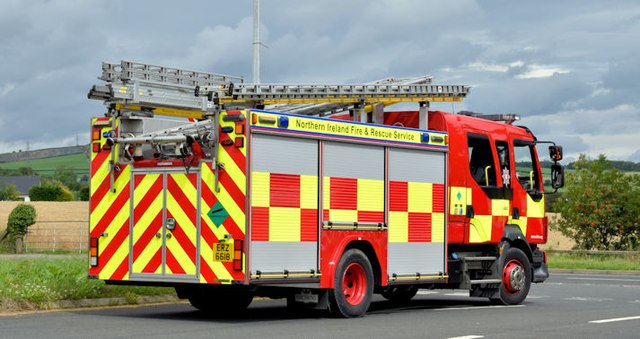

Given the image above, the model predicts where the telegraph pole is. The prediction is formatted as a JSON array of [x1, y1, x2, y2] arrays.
[[253, 0, 261, 84]]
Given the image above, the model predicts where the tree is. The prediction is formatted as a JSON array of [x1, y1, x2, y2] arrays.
[[53, 165, 80, 191], [78, 185, 90, 201], [553, 154, 640, 250], [0, 182, 18, 201], [29, 180, 74, 201], [2, 204, 37, 253]]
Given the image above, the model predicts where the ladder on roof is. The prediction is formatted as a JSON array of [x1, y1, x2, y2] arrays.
[[88, 60, 470, 119]]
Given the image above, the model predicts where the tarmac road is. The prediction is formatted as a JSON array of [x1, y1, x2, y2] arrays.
[[1, 272, 639, 339]]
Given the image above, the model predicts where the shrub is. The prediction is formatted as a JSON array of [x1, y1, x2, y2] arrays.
[[2, 204, 37, 253], [29, 180, 74, 201]]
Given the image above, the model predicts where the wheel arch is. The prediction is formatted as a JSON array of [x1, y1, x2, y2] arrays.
[[344, 240, 382, 289], [320, 236, 384, 289], [502, 224, 533, 263]]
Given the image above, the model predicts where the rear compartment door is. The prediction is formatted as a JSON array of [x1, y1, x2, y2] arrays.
[[130, 171, 199, 281]]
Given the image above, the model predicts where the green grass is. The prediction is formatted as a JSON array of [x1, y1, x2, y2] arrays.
[[0, 153, 89, 175], [0, 258, 173, 309], [547, 253, 640, 271]]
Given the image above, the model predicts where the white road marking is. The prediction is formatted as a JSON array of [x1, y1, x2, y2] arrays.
[[447, 335, 484, 339], [567, 277, 640, 282], [564, 297, 613, 302], [589, 315, 640, 324], [435, 305, 525, 311]]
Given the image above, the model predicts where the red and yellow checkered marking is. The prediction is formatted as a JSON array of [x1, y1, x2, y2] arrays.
[[388, 181, 445, 243], [322, 177, 384, 223], [251, 172, 318, 242]]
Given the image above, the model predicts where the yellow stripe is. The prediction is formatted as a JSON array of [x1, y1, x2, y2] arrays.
[[131, 194, 163, 246], [251, 172, 270, 207], [269, 207, 300, 241], [99, 195, 131, 251], [508, 217, 528, 236], [526, 195, 545, 218], [408, 182, 432, 213], [357, 179, 383, 211], [431, 213, 445, 242], [98, 235, 129, 280], [388, 211, 408, 242], [328, 209, 358, 223], [492, 199, 510, 216], [323, 176, 330, 211], [165, 192, 197, 274], [89, 159, 109, 196], [216, 181, 246, 234], [210, 261, 233, 282], [300, 175, 318, 209], [218, 146, 246, 195], [469, 215, 492, 243], [90, 166, 130, 227], [132, 233, 162, 273]]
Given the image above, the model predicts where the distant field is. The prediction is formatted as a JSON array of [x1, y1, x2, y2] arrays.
[[0, 153, 89, 175]]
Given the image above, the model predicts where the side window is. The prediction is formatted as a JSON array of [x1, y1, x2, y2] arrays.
[[495, 141, 510, 188], [467, 134, 496, 187], [514, 140, 541, 195]]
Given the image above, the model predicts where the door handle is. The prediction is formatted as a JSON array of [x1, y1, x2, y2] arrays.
[[166, 218, 176, 230]]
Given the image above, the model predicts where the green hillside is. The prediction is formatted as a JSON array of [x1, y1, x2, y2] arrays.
[[0, 153, 89, 175]]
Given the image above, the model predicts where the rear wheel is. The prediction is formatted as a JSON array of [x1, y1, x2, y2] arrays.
[[328, 249, 374, 317], [381, 285, 419, 303], [176, 286, 254, 315], [491, 247, 531, 305]]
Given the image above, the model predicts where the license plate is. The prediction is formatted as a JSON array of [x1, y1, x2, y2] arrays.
[[213, 242, 233, 262]]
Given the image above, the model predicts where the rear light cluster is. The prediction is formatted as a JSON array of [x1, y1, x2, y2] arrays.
[[90, 237, 99, 267], [233, 239, 243, 271]]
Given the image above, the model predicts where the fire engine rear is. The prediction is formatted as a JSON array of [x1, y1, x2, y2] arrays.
[[87, 61, 564, 317]]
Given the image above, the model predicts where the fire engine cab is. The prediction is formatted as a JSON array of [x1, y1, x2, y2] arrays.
[[88, 61, 564, 317]]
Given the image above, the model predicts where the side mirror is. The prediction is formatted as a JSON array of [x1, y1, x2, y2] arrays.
[[549, 145, 563, 162], [551, 164, 564, 189]]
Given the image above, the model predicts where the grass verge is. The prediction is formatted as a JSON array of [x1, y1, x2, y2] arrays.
[[0, 258, 173, 311], [547, 252, 640, 271]]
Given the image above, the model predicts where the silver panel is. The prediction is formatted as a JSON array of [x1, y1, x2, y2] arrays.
[[252, 134, 318, 175], [388, 243, 445, 275], [250, 242, 317, 272], [388, 148, 445, 183], [323, 141, 383, 180]]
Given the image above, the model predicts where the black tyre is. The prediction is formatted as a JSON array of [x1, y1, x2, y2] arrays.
[[177, 286, 253, 315], [492, 247, 531, 305], [328, 249, 374, 318], [381, 285, 419, 303]]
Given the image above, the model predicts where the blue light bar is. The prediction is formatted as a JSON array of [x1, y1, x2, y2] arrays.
[[278, 116, 289, 128]]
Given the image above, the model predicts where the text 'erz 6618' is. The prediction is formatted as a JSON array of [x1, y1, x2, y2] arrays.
[[87, 60, 564, 317]]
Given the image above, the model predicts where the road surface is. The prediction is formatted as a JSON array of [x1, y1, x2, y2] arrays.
[[1, 272, 639, 338]]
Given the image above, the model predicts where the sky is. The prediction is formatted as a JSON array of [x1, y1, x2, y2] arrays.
[[0, 0, 639, 162]]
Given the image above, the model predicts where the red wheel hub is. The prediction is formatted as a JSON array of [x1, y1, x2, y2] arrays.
[[502, 259, 525, 294], [342, 262, 367, 305]]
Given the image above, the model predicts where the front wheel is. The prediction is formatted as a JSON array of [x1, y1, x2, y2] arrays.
[[328, 249, 374, 317], [491, 247, 531, 305]]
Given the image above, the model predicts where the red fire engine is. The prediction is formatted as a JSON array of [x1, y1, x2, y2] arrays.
[[88, 61, 564, 317]]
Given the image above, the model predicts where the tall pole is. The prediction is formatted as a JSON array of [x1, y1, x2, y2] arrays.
[[253, 0, 261, 84]]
